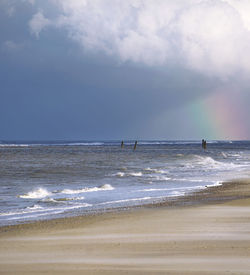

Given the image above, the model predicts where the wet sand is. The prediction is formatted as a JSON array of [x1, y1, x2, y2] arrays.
[[1, 180, 250, 274]]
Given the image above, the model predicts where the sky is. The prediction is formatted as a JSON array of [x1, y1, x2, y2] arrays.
[[1, 0, 250, 141]]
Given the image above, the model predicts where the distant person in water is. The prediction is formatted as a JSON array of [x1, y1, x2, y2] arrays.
[[121, 141, 124, 148], [133, 141, 137, 151]]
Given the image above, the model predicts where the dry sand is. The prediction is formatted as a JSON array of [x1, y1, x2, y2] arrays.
[[1, 180, 250, 274]]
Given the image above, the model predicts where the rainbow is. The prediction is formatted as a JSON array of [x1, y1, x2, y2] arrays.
[[188, 90, 248, 140]]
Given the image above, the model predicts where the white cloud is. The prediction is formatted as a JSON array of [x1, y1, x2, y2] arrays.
[[29, 11, 51, 38], [31, 0, 250, 78], [2, 40, 24, 52]]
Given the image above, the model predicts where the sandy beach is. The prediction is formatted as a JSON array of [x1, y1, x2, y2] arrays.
[[1, 180, 250, 274]]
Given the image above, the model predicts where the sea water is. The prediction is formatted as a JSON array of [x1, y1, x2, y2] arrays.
[[1, 140, 250, 226]]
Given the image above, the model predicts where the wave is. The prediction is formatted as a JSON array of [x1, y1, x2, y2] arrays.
[[114, 172, 125, 177], [42, 196, 85, 203], [0, 142, 104, 147], [114, 171, 143, 177], [185, 155, 238, 170], [205, 181, 222, 187], [170, 191, 185, 196], [144, 168, 168, 174], [98, 194, 182, 206], [19, 188, 51, 199], [140, 181, 221, 193], [0, 202, 92, 218], [0, 204, 48, 217], [114, 169, 169, 178], [98, 196, 153, 205], [128, 172, 143, 177], [149, 175, 171, 181], [66, 142, 104, 146], [172, 178, 204, 182], [61, 184, 114, 194], [19, 184, 114, 200], [0, 144, 30, 147], [141, 186, 204, 192]]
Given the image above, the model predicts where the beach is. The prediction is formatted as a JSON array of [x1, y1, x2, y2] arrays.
[[1, 180, 250, 274]]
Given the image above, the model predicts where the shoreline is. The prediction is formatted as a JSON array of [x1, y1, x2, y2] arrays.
[[1, 178, 250, 235], [1, 179, 250, 274]]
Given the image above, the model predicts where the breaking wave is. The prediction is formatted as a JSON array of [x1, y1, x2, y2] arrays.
[[185, 155, 239, 170], [128, 172, 143, 177], [19, 188, 51, 199]]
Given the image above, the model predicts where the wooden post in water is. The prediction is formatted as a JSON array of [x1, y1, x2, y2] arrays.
[[121, 140, 124, 148], [202, 139, 207, 150], [133, 141, 137, 151]]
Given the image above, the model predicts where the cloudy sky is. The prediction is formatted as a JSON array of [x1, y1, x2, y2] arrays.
[[1, 0, 250, 140]]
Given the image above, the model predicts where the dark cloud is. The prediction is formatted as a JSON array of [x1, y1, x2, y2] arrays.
[[1, 0, 250, 140]]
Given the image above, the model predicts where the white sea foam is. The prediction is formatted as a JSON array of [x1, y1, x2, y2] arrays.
[[98, 197, 152, 205], [141, 186, 203, 192], [42, 198, 63, 203], [27, 204, 43, 210], [141, 181, 221, 193], [0, 205, 46, 216], [98, 195, 175, 205], [0, 144, 30, 147], [113, 171, 143, 177], [0, 203, 92, 218], [67, 142, 104, 146], [19, 188, 51, 199], [61, 184, 114, 194], [144, 168, 168, 174], [170, 191, 185, 196], [149, 175, 171, 181], [129, 172, 143, 177], [145, 167, 154, 171], [172, 178, 204, 182], [70, 196, 85, 201], [114, 172, 125, 177], [43, 196, 85, 202], [187, 155, 238, 170], [0, 142, 104, 147], [205, 181, 222, 188]]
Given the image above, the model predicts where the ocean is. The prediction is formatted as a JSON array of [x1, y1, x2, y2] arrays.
[[1, 140, 250, 226]]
